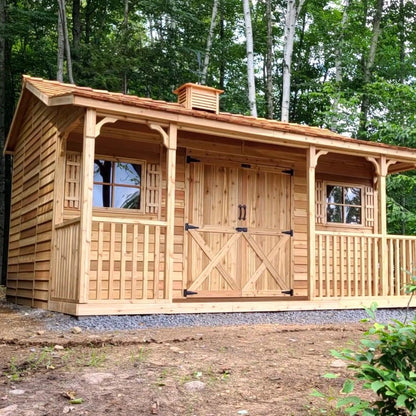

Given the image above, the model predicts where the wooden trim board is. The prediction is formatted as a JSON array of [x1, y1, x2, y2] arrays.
[[48, 296, 412, 316]]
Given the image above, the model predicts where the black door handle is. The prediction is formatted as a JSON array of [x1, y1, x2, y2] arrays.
[[238, 204, 242, 221], [242, 204, 247, 221]]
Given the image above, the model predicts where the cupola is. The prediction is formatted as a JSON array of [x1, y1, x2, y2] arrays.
[[173, 83, 223, 114]]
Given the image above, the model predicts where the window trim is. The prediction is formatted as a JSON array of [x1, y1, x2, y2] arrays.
[[93, 155, 146, 212], [324, 181, 364, 227]]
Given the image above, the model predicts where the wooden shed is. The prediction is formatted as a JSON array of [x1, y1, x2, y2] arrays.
[[4, 75, 416, 316]]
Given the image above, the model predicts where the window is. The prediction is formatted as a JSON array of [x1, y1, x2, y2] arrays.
[[93, 159, 144, 210], [326, 184, 362, 224]]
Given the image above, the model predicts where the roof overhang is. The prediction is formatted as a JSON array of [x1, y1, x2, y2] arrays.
[[5, 76, 416, 176]]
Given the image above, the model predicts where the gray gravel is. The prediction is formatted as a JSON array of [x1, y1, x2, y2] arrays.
[[5, 300, 415, 332]]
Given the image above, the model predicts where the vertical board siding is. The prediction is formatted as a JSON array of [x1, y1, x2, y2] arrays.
[[292, 163, 308, 296], [6, 99, 59, 307], [89, 219, 167, 301], [51, 220, 80, 301], [316, 232, 416, 298]]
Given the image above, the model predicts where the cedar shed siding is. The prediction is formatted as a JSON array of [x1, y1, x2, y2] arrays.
[[7, 96, 58, 308]]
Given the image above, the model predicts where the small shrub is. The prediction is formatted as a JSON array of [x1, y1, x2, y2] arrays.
[[327, 303, 416, 415]]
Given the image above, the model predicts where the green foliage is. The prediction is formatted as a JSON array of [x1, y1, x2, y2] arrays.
[[325, 303, 416, 415], [4, 346, 56, 382], [5, 0, 416, 129], [387, 174, 416, 235]]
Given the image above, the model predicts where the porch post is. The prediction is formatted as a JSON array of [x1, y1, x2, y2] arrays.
[[78, 108, 96, 303], [165, 124, 177, 301], [307, 146, 316, 300], [379, 156, 388, 296]]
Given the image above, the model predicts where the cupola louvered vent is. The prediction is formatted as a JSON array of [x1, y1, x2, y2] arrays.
[[173, 83, 223, 114]]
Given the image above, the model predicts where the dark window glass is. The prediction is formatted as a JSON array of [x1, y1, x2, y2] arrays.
[[326, 185, 362, 225], [345, 206, 361, 224], [327, 204, 342, 223], [327, 185, 343, 204], [93, 160, 142, 209]]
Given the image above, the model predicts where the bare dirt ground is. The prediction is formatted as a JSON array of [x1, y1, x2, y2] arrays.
[[0, 300, 369, 416]]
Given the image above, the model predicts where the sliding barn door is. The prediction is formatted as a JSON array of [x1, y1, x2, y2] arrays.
[[185, 160, 293, 298]]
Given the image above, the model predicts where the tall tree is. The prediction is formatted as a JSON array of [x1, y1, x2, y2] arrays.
[[201, 0, 219, 85], [71, 0, 81, 76], [243, 0, 257, 117], [330, 0, 350, 130], [265, 0, 273, 119], [122, 0, 129, 93], [357, 0, 384, 139], [57, 0, 74, 83], [56, 0, 64, 81], [281, 0, 305, 122], [0, 0, 6, 283]]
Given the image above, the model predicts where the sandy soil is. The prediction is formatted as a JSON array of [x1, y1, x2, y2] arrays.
[[0, 301, 368, 416]]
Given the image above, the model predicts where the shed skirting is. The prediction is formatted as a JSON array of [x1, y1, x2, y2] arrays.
[[48, 296, 411, 316]]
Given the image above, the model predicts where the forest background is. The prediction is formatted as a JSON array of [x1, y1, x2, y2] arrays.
[[0, 0, 416, 284]]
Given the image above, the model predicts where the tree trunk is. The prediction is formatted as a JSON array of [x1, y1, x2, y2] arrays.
[[72, 0, 81, 61], [122, 0, 129, 94], [85, 0, 92, 44], [330, 0, 350, 130], [398, 0, 405, 83], [242, 0, 257, 117], [57, 3, 64, 82], [358, 0, 384, 139], [265, 0, 273, 119], [334, 0, 350, 83], [219, 8, 225, 90], [58, 0, 74, 83], [0, 0, 6, 283], [281, 0, 304, 122], [201, 0, 219, 85]]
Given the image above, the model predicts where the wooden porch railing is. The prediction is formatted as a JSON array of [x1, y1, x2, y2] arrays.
[[89, 217, 167, 301], [51, 217, 168, 303], [315, 231, 416, 298]]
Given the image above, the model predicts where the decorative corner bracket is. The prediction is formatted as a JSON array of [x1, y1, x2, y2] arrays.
[[309, 147, 329, 169], [94, 117, 117, 138], [148, 123, 177, 150], [148, 123, 169, 148], [366, 156, 397, 186]]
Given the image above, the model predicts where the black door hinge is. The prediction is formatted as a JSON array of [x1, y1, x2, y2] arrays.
[[183, 289, 198, 297], [185, 223, 199, 231], [282, 289, 294, 296], [282, 229, 293, 237], [282, 168, 294, 176], [186, 156, 200, 163], [241, 163, 251, 169], [236, 227, 248, 232]]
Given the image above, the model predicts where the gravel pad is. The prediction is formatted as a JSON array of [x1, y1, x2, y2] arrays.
[[4, 301, 415, 332]]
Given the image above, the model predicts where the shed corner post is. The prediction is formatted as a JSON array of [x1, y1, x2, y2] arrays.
[[307, 146, 317, 300], [367, 155, 389, 296], [379, 156, 389, 296], [78, 108, 96, 304], [164, 124, 177, 302]]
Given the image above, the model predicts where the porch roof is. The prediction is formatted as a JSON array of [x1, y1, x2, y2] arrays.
[[5, 75, 416, 173]]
